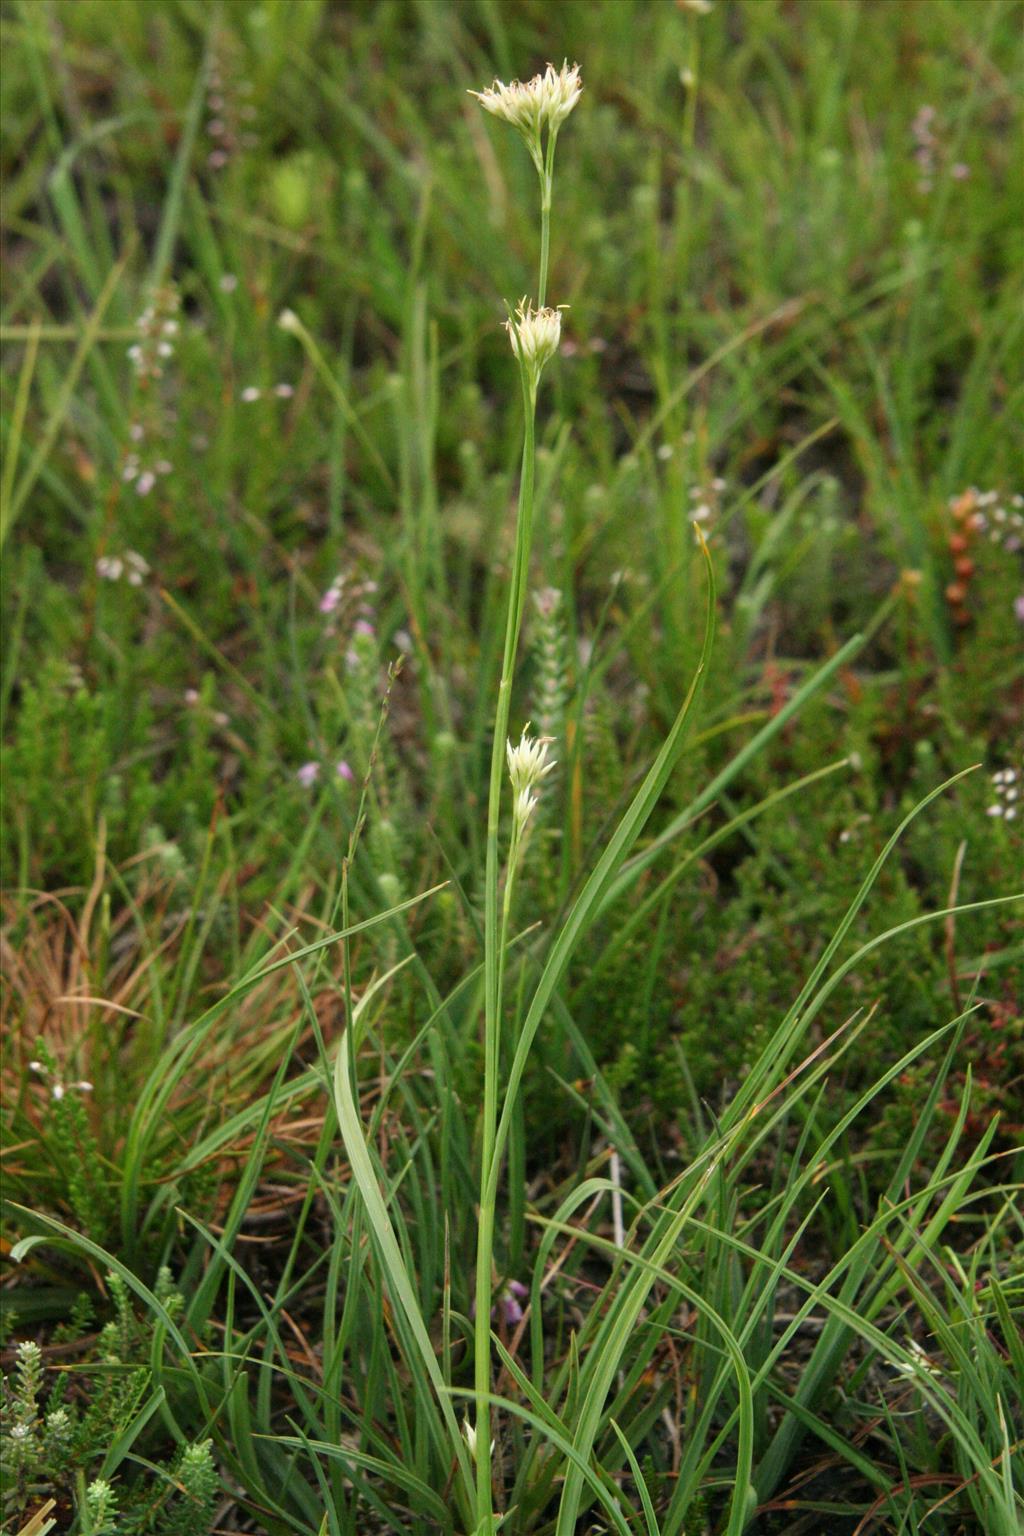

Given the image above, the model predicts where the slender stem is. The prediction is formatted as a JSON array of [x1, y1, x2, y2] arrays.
[[537, 132, 557, 307], [538, 179, 551, 308], [474, 377, 537, 1529]]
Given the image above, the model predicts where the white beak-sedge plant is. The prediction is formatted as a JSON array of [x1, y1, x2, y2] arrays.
[[471, 64, 578, 1529], [470, 64, 718, 1532]]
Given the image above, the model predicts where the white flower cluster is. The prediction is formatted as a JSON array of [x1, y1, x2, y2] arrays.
[[954, 488, 1024, 554], [96, 550, 150, 586], [29, 1059, 92, 1101], [507, 726, 555, 830], [987, 767, 1019, 822], [127, 289, 180, 382], [894, 1339, 942, 1379], [686, 475, 728, 525], [471, 61, 581, 142], [507, 300, 563, 380], [122, 446, 172, 497]]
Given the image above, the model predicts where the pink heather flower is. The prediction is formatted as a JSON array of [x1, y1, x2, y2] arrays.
[[1014, 594, 1024, 624], [502, 1280, 528, 1325], [470, 1278, 528, 1325], [319, 582, 343, 614], [296, 761, 320, 788], [336, 759, 355, 782], [135, 470, 156, 496], [353, 618, 375, 639]]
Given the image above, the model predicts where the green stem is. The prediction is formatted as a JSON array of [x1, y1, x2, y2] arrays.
[[538, 182, 551, 308], [537, 134, 556, 307], [474, 376, 538, 1529]]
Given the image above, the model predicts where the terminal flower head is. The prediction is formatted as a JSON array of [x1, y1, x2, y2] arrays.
[[470, 61, 582, 143], [506, 299, 563, 381]]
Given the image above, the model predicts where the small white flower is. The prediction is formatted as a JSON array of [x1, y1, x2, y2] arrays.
[[241, 386, 262, 403], [462, 1418, 495, 1461], [506, 300, 563, 380]]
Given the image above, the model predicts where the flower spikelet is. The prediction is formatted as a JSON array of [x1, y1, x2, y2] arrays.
[[536, 60, 583, 131], [507, 727, 555, 830], [470, 61, 581, 141], [506, 300, 562, 378]]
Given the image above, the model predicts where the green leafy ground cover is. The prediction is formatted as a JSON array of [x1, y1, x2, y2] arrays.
[[1, 1, 1022, 1531]]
